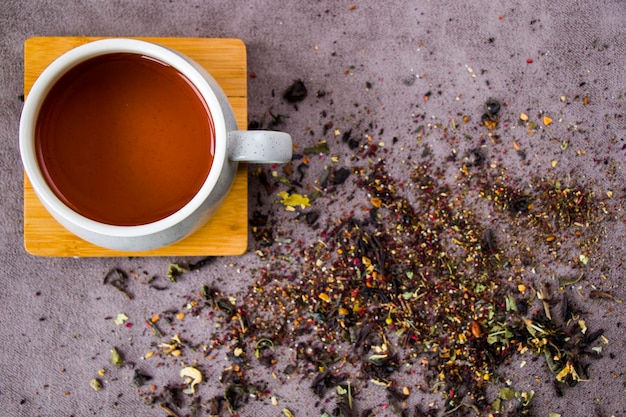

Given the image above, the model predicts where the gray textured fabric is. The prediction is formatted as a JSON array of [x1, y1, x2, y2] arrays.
[[1, 1, 625, 416]]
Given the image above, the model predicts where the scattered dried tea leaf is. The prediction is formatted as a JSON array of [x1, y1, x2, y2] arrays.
[[278, 191, 310, 208], [110, 347, 123, 367], [283, 79, 308, 103], [145, 319, 164, 338], [484, 98, 501, 115], [188, 257, 215, 270], [89, 378, 102, 391], [180, 366, 202, 395], [103, 268, 133, 300], [555, 362, 580, 382], [483, 119, 499, 130], [589, 290, 614, 300], [133, 369, 153, 387], [332, 167, 351, 185], [167, 263, 187, 282], [303, 141, 330, 155], [113, 313, 129, 326], [579, 254, 590, 265], [559, 273, 584, 287]]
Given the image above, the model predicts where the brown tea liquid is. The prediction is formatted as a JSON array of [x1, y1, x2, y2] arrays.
[[36, 53, 214, 225]]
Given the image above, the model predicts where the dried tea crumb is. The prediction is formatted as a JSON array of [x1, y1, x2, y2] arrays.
[[89, 378, 102, 391], [283, 79, 308, 103]]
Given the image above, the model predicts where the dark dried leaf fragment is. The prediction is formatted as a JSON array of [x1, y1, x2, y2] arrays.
[[305, 210, 320, 225], [103, 268, 133, 300], [133, 369, 153, 387], [508, 196, 531, 213], [188, 257, 215, 271], [466, 148, 486, 167], [332, 168, 351, 185], [209, 396, 224, 415], [283, 79, 308, 103], [484, 98, 501, 116], [311, 371, 345, 398], [590, 290, 614, 300]]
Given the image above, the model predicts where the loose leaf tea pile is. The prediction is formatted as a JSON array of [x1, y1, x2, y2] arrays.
[[109, 92, 614, 416]]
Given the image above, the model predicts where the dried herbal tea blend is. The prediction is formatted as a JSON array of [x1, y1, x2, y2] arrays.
[[104, 88, 615, 417]]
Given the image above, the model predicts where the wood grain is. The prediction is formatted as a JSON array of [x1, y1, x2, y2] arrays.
[[23, 37, 249, 257]]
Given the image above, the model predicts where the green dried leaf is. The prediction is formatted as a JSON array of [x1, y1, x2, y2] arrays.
[[498, 387, 515, 401], [401, 291, 414, 300], [491, 397, 502, 412], [559, 273, 584, 287], [110, 347, 123, 367], [303, 141, 330, 155], [167, 263, 187, 282], [89, 378, 102, 391], [505, 294, 518, 312]]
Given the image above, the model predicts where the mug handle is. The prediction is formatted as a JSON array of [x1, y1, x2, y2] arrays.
[[228, 131, 292, 163]]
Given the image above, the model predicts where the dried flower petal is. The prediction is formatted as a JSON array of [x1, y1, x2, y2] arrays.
[[113, 313, 129, 326], [278, 191, 310, 208], [180, 366, 202, 394]]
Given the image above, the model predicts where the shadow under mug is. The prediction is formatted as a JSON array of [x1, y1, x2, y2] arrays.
[[19, 38, 292, 252]]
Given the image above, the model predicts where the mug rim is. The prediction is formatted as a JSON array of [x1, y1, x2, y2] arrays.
[[19, 38, 227, 238]]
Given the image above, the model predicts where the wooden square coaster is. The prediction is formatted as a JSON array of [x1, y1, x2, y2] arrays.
[[23, 37, 248, 257]]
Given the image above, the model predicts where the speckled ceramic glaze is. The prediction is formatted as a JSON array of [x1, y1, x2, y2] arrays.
[[19, 38, 292, 251]]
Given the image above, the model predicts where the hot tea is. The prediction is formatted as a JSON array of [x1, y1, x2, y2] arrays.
[[35, 52, 214, 226]]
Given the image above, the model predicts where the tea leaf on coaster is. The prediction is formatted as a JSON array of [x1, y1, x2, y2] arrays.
[[103, 268, 133, 300], [167, 263, 187, 282], [278, 191, 310, 209]]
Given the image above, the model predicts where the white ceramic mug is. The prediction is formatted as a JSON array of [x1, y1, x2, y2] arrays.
[[19, 38, 292, 251]]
